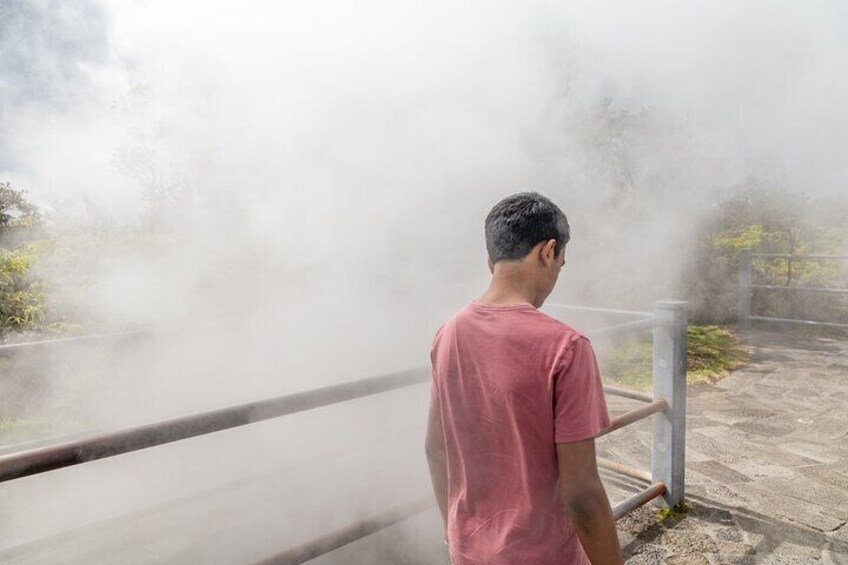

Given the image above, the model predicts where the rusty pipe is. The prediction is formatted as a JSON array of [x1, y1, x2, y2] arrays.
[[597, 457, 652, 482], [612, 482, 667, 520], [596, 398, 668, 438], [0, 367, 429, 483], [253, 497, 434, 565], [602, 384, 653, 403]]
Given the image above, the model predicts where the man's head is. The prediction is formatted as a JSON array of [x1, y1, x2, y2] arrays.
[[484, 192, 570, 306]]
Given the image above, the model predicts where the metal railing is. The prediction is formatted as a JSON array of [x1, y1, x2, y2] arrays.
[[738, 249, 848, 330], [0, 300, 688, 564], [258, 299, 688, 565], [554, 300, 688, 509]]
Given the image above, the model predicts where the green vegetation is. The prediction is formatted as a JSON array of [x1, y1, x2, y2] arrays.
[[0, 181, 112, 337], [0, 182, 39, 226], [0, 182, 55, 335], [657, 501, 691, 520], [686, 325, 749, 384], [599, 340, 653, 391], [600, 324, 749, 391], [0, 242, 47, 329], [684, 185, 848, 326]]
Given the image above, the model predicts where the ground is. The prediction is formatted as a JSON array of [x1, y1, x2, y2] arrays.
[[602, 329, 848, 564]]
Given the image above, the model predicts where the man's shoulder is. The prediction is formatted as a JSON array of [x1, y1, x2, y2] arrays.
[[528, 308, 589, 344], [447, 302, 588, 343]]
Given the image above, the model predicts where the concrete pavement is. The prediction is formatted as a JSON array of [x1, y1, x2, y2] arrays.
[[601, 329, 848, 564]]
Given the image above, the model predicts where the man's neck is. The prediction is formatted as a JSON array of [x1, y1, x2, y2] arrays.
[[477, 270, 540, 308]]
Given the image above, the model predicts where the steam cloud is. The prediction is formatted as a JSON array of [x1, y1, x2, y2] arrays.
[[1, 0, 846, 562]]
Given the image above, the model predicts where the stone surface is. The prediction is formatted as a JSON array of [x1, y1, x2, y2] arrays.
[[608, 329, 848, 564], [690, 460, 753, 485]]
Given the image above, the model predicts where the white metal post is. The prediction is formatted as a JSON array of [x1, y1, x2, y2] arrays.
[[739, 249, 752, 331], [651, 300, 688, 507]]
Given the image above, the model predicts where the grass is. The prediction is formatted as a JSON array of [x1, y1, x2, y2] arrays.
[[686, 325, 749, 384], [656, 501, 692, 521], [600, 324, 748, 392]]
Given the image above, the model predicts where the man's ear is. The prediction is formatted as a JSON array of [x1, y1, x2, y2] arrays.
[[487, 257, 494, 274], [541, 239, 557, 266]]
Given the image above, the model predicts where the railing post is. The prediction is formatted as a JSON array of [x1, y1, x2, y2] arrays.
[[738, 249, 752, 331], [651, 300, 688, 507]]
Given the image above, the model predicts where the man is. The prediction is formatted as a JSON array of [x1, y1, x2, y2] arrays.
[[425, 192, 622, 564]]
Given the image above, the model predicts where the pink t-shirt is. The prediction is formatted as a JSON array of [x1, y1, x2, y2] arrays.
[[429, 302, 610, 564]]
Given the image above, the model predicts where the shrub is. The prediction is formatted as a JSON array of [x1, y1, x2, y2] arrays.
[[600, 324, 748, 391], [682, 184, 848, 326], [0, 243, 46, 329]]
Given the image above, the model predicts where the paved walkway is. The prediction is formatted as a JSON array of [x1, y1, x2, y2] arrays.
[[601, 330, 848, 564]]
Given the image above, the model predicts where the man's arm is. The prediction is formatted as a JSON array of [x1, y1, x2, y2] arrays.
[[557, 438, 622, 565], [425, 398, 448, 532]]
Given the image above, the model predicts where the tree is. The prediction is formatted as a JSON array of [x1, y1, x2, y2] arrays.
[[0, 181, 40, 227], [0, 182, 46, 332]]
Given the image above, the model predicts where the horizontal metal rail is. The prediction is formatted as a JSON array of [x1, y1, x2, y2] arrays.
[[588, 316, 668, 339], [0, 330, 152, 355], [0, 367, 429, 483], [545, 304, 655, 319], [751, 284, 848, 295], [602, 384, 653, 403], [254, 498, 433, 565], [0, 305, 664, 356], [255, 480, 667, 564], [597, 457, 652, 482], [612, 482, 667, 520], [749, 315, 848, 330], [0, 303, 657, 356], [752, 253, 848, 260], [597, 398, 668, 438], [0, 429, 101, 458], [0, 454, 658, 560], [0, 298, 688, 563], [739, 249, 848, 331], [0, 376, 660, 483]]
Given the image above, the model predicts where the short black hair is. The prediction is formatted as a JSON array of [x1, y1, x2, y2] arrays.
[[485, 192, 570, 263]]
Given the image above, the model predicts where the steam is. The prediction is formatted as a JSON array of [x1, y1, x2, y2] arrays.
[[1, 0, 847, 561], [6, 1, 848, 316]]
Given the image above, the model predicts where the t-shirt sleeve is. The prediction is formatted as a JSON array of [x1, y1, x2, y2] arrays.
[[429, 327, 443, 408], [429, 366, 440, 407], [553, 336, 611, 443]]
